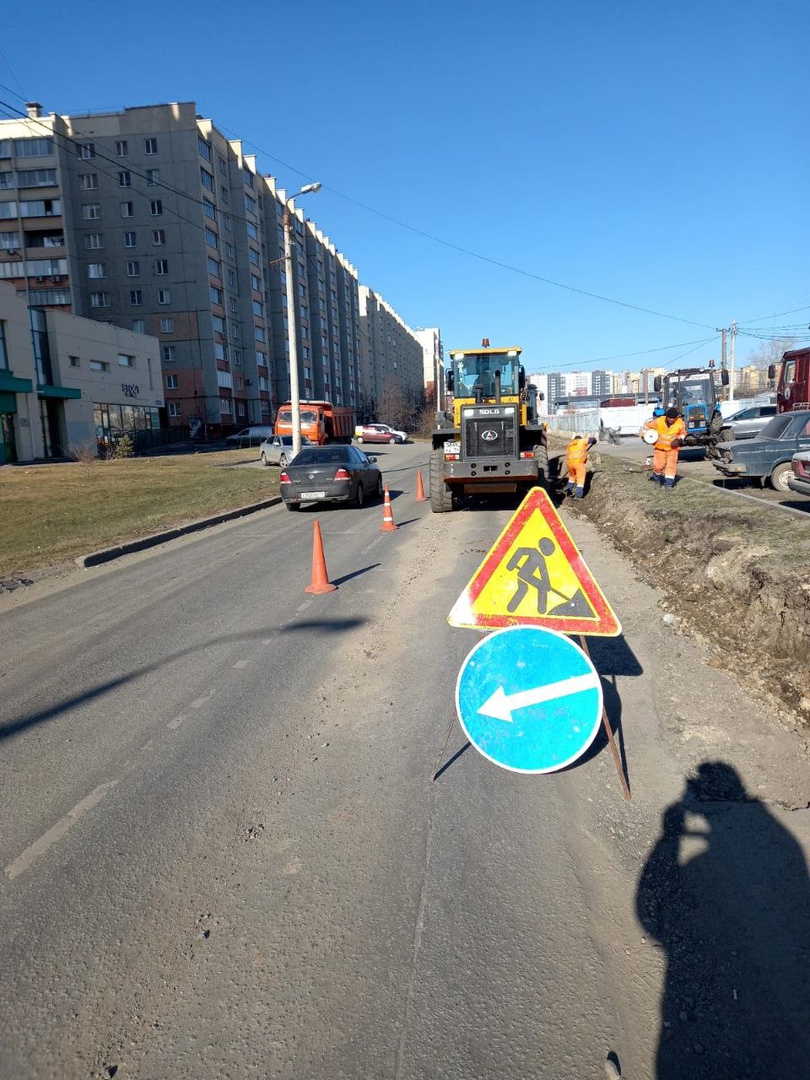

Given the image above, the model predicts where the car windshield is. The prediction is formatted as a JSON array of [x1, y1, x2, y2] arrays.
[[292, 448, 348, 465]]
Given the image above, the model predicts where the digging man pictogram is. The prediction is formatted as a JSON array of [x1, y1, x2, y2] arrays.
[[506, 537, 593, 617]]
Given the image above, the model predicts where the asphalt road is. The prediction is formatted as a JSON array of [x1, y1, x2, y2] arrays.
[[1, 441, 808, 1079]]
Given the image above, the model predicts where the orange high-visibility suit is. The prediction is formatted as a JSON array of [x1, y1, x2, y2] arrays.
[[642, 415, 688, 486], [566, 436, 593, 498]]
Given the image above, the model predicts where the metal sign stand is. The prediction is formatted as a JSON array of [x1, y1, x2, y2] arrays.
[[577, 635, 631, 801]]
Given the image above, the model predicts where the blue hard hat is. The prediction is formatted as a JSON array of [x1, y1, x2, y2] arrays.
[[653, 407, 665, 417]]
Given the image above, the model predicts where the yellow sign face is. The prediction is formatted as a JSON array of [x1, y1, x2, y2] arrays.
[[448, 488, 621, 636]]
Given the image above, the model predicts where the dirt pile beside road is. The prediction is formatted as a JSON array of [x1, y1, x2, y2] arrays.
[[554, 448, 810, 731]]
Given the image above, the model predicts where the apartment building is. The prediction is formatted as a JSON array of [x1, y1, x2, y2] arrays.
[[0, 101, 373, 441], [357, 286, 424, 420], [413, 327, 444, 411]]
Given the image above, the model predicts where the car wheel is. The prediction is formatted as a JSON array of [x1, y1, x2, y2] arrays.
[[356, 435, 364, 444], [769, 462, 793, 492], [388, 436, 397, 444], [354, 480, 365, 508], [260, 453, 268, 466], [285, 501, 300, 512], [279, 453, 288, 467]]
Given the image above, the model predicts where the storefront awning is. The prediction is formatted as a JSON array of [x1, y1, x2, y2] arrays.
[[37, 385, 82, 400], [0, 372, 34, 394]]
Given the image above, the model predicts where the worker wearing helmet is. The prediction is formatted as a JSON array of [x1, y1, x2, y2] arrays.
[[640, 407, 688, 489], [566, 434, 597, 499]]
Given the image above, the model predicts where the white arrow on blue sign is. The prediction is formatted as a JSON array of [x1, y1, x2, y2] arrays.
[[455, 626, 603, 774]]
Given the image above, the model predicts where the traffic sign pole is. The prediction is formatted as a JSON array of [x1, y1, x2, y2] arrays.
[[578, 635, 631, 801]]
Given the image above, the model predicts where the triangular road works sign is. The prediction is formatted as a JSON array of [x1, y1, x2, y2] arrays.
[[448, 487, 621, 637]]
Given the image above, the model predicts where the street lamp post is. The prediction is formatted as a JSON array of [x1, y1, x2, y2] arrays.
[[283, 182, 322, 457]]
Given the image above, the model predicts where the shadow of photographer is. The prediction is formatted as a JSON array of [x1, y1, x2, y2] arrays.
[[636, 761, 810, 1078]]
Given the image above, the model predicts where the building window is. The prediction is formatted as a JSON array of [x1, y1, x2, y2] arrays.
[[214, 342, 227, 361], [154, 258, 168, 275], [229, 297, 237, 313], [90, 360, 110, 371], [90, 291, 109, 307], [204, 227, 218, 249], [166, 373, 179, 388], [124, 231, 137, 247], [202, 198, 216, 220], [252, 300, 263, 317], [120, 201, 134, 218], [87, 263, 106, 278], [118, 171, 132, 187], [115, 140, 128, 156], [254, 326, 266, 343], [200, 167, 214, 191], [212, 315, 225, 333], [160, 317, 174, 333], [217, 369, 232, 388], [225, 243, 235, 259], [250, 273, 261, 291], [207, 257, 221, 277], [69, 355, 80, 367], [219, 396, 233, 414], [79, 174, 98, 190], [150, 200, 163, 216], [131, 318, 146, 333], [248, 248, 259, 266], [152, 228, 165, 245], [223, 215, 232, 233], [77, 143, 95, 159], [246, 221, 258, 241], [198, 136, 212, 162], [84, 233, 104, 249], [168, 402, 181, 417], [147, 169, 159, 186], [227, 269, 236, 287], [157, 288, 171, 305], [144, 137, 158, 155], [118, 353, 134, 367], [244, 194, 256, 214], [126, 260, 139, 276], [163, 346, 176, 363], [210, 285, 223, 305], [82, 204, 101, 220], [0, 320, 8, 369], [237, 402, 246, 418], [259, 376, 269, 392], [130, 289, 143, 305], [16, 137, 54, 157]]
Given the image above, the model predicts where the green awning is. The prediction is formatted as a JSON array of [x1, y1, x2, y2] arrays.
[[37, 384, 82, 400], [0, 371, 34, 394]]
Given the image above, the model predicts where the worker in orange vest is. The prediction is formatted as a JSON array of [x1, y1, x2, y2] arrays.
[[641, 407, 688, 489], [566, 434, 597, 499]]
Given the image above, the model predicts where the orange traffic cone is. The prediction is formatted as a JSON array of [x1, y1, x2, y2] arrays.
[[380, 486, 398, 531], [305, 521, 337, 593], [415, 469, 427, 501]]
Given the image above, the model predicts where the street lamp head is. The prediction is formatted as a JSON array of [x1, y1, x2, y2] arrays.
[[300, 182, 322, 195]]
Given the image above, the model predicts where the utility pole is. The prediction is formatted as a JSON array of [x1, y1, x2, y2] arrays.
[[716, 325, 730, 401], [729, 319, 737, 400]]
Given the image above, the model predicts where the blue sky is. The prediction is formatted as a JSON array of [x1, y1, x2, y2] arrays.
[[1, 0, 807, 373]]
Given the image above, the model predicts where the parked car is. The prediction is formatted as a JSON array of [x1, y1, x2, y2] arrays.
[[354, 423, 408, 445], [258, 434, 312, 467], [787, 450, 810, 498], [279, 445, 383, 510], [709, 410, 810, 491], [225, 425, 273, 447], [721, 404, 778, 440]]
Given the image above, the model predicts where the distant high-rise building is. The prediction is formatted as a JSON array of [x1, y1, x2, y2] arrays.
[[0, 100, 420, 444]]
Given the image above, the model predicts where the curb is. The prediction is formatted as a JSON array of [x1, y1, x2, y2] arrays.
[[75, 497, 283, 568]]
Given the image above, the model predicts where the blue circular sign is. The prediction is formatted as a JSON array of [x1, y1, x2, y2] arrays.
[[455, 626, 603, 774]]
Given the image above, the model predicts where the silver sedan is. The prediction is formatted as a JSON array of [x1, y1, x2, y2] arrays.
[[258, 434, 313, 467]]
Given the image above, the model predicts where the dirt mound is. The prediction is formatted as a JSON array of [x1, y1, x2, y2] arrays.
[[555, 450, 810, 730]]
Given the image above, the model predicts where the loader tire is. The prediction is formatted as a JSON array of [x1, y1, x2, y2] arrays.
[[429, 449, 454, 513]]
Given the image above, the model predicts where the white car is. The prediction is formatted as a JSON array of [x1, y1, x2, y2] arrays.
[[354, 422, 408, 444], [258, 434, 313, 467]]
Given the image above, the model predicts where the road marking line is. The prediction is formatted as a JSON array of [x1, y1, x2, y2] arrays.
[[168, 714, 186, 729], [190, 691, 216, 709], [4, 781, 118, 881], [233, 659, 249, 669]]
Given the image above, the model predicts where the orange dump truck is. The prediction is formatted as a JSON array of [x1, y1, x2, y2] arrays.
[[274, 401, 355, 445]]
